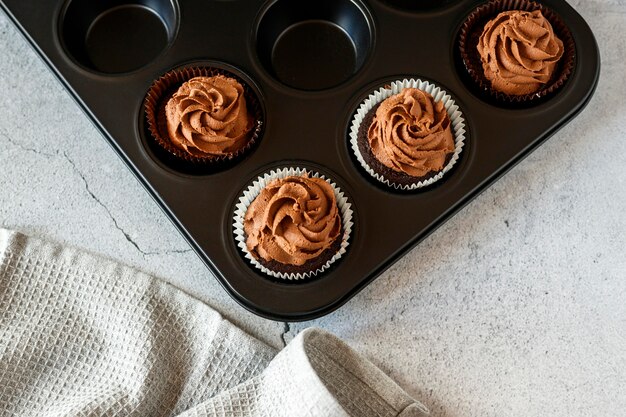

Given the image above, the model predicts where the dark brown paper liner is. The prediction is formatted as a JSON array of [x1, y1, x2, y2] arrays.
[[458, 0, 576, 105], [144, 66, 264, 166]]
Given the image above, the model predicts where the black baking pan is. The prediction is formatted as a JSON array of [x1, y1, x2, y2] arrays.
[[0, 0, 600, 320]]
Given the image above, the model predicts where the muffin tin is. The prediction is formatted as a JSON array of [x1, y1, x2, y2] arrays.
[[0, 0, 599, 320]]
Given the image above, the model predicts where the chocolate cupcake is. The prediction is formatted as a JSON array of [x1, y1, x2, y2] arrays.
[[144, 66, 263, 167], [458, 0, 575, 103], [349, 79, 466, 191], [233, 167, 353, 280]]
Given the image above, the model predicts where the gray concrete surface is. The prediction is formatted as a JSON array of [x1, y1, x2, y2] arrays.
[[1, 1, 624, 416]]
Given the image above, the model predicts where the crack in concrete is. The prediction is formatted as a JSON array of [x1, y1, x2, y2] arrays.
[[60, 151, 192, 257], [0, 130, 56, 158], [2, 130, 193, 257], [61, 151, 153, 256], [280, 322, 291, 347], [153, 249, 194, 255]]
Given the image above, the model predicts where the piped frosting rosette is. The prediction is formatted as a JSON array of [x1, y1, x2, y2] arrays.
[[144, 65, 263, 167], [233, 167, 353, 280], [458, 0, 575, 104], [349, 79, 466, 191]]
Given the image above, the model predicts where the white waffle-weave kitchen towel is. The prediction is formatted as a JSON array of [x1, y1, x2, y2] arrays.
[[0, 229, 428, 417]]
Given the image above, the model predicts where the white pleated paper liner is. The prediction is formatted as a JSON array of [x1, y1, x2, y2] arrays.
[[349, 78, 467, 190], [233, 167, 354, 280]]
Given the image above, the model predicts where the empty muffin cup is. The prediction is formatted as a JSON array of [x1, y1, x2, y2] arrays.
[[458, 0, 575, 105], [255, 0, 373, 91], [60, 0, 178, 74], [144, 65, 264, 170], [233, 167, 354, 280]]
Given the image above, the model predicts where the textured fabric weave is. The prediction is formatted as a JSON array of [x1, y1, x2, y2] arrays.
[[0, 229, 428, 417]]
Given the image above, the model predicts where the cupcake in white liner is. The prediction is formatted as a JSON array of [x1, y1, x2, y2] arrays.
[[233, 167, 353, 280], [349, 78, 466, 191]]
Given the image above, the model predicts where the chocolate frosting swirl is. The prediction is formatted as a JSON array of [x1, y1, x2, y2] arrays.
[[477, 10, 564, 96], [244, 174, 341, 267], [367, 88, 455, 178], [165, 75, 253, 156]]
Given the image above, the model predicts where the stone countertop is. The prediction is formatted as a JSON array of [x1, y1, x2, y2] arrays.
[[1, 1, 624, 415]]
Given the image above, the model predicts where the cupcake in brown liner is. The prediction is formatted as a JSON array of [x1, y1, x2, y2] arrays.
[[458, 0, 575, 104], [233, 167, 353, 280], [144, 66, 263, 167], [349, 79, 466, 191]]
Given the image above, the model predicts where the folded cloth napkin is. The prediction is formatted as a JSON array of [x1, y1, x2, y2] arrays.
[[0, 229, 428, 417]]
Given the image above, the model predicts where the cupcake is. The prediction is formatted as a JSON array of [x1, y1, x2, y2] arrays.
[[233, 168, 353, 280], [459, 0, 575, 103], [349, 79, 466, 191], [478, 10, 564, 95], [144, 66, 263, 166]]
